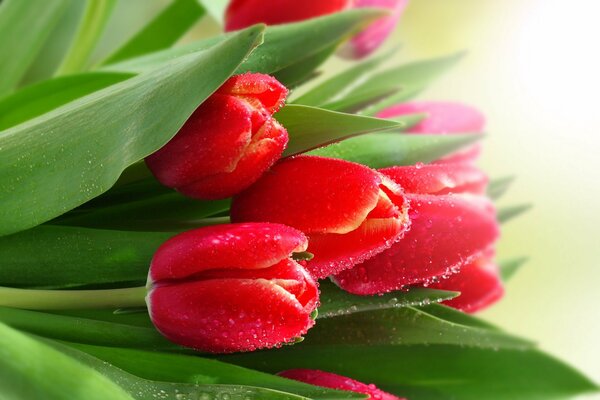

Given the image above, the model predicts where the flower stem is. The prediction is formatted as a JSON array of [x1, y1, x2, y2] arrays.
[[0, 286, 147, 310]]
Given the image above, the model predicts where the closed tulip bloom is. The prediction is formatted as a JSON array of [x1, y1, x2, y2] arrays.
[[147, 223, 318, 353], [278, 369, 405, 400], [145, 73, 289, 199], [377, 102, 485, 163], [333, 163, 499, 296], [224, 0, 408, 59], [231, 156, 410, 279], [428, 254, 504, 313]]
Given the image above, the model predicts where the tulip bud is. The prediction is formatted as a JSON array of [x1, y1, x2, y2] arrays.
[[231, 156, 410, 279], [224, 0, 407, 59], [147, 223, 318, 353], [333, 163, 499, 295], [145, 73, 289, 199], [377, 101, 485, 163], [428, 254, 504, 313], [278, 369, 405, 400]]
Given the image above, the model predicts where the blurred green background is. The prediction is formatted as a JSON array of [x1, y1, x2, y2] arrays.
[[50, 0, 600, 390]]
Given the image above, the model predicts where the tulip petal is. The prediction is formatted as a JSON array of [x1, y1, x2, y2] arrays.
[[224, 0, 351, 32], [145, 95, 252, 188], [148, 276, 315, 353], [179, 118, 288, 199], [149, 223, 308, 283], [429, 256, 504, 313], [333, 193, 499, 294], [340, 0, 409, 59], [380, 163, 488, 195], [217, 72, 289, 113], [278, 369, 404, 400], [231, 156, 384, 234], [377, 101, 486, 134]]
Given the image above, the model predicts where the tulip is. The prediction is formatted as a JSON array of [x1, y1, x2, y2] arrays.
[[377, 101, 485, 163], [333, 162, 500, 298], [231, 155, 410, 279], [278, 369, 405, 400], [147, 223, 319, 353], [224, 0, 408, 59], [428, 254, 504, 313], [145, 73, 289, 199]]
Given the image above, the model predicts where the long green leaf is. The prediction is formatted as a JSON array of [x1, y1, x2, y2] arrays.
[[0, 225, 171, 288], [0, 0, 70, 95], [276, 105, 408, 156], [104, 9, 385, 76], [102, 0, 206, 65], [222, 344, 599, 400], [293, 50, 394, 106], [68, 342, 362, 400], [498, 204, 533, 224], [0, 72, 133, 131], [309, 133, 480, 168], [319, 53, 464, 113], [499, 257, 528, 281], [305, 307, 531, 349], [0, 26, 264, 237], [273, 43, 337, 87], [0, 322, 134, 400], [56, 0, 116, 75], [488, 176, 516, 200], [317, 280, 457, 318], [197, 0, 229, 25]]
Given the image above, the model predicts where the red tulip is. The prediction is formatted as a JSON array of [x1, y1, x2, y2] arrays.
[[428, 254, 504, 313], [224, 0, 408, 59], [147, 223, 318, 353], [145, 73, 289, 199], [231, 156, 410, 279], [333, 163, 499, 297], [278, 369, 405, 400], [377, 102, 485, 163]]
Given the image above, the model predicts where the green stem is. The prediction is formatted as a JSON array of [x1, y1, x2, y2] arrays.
[[0, 286, 147, 310], [56, 0, 116, 75]]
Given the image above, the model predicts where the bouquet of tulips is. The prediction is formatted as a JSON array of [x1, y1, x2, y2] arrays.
[[0, 0, 597, 399]]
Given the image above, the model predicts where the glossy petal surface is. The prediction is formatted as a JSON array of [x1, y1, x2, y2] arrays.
[[333, 193, 499, 294], [279, 369, 404, 400], [225, 0, 350, 31]]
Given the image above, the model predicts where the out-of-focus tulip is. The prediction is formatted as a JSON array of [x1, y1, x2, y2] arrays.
[[231, 156, 410, 279], [428, 254, 504, 313], [278, 369, 405, 400], [224, 0, 408, 59], [333, 163, 500, 302], [377, 101, 485, 163], [147, 223, 318, 353], [145, 73, 288, 199]]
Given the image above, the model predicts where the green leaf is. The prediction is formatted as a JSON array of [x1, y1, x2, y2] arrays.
[[488, 176, 516, 200], [0, 225, 171, 288], [0, 307, 176, 351], [499, 257, 528, 281], [293, 50, 394, 106], [498, 204, 533, 224], [55, 193, 230, 231], [0, 322, 134, 400], [50, 339, 310, 400], [319, 53, 464, 113], [317, 280, 457, 318], [273, 43, 337, 87], [0, 72, 133, 131], [0, 26, 264, 237], [417, 303, 501, 330], [305, 307, 531, 349], [0, 0, 70, 95], [309, 133, 480, 168], [56, 0, 117, 75], [68, 342, 363, 400], [104, 9, 385, 76], [276, 105, 408, 156], [102, 0, 206, 65], [222, 345, 599, 400]]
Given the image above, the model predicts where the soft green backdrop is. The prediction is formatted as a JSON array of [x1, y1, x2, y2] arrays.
[[50, 0, 600, 392]]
